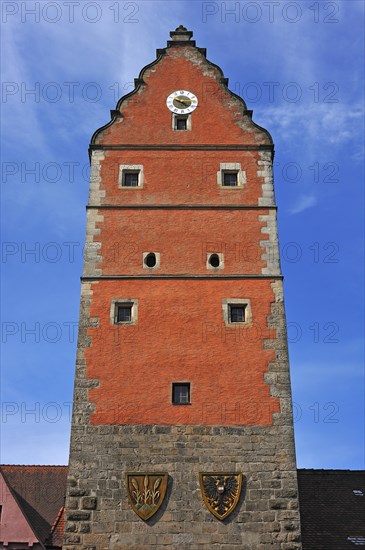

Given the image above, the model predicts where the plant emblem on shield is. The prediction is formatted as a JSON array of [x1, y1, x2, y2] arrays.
[[126, 472, 168, 520], [199, 472, 243, 520]]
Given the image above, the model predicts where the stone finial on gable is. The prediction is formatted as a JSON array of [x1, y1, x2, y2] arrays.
[[169, 25, 194, 42]]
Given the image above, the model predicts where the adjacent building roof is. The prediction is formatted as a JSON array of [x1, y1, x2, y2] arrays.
[[297, 469, 365, 550], [0, 465, 68, 547]]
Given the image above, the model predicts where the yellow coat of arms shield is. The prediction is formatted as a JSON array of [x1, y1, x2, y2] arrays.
[[126, 472, 168, 520]]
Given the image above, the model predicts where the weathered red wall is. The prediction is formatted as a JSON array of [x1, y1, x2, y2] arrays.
[[86, 279, 279, 425], [97, 150, 265, 206], [96, 209, 268, 275], [86, 45, 278, 427]]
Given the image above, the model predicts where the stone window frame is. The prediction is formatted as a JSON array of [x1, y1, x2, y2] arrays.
[[171, 382, 191, 405], [142, 252, 161, 270], [172, 113, 192, 131], [118, 165, 144, 189], [110, 298, 138, 325], [217, 163, 246, 189], [222, 298, 252, 327], [206, 252, 224, 271]]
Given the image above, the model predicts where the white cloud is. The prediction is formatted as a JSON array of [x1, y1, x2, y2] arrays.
[[289, 194, 317, 214], [261, 102, 364, 150]]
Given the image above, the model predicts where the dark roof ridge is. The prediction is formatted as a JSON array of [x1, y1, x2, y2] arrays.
[[298, 468, 365, 473]]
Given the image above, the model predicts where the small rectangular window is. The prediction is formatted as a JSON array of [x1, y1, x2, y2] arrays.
[[217, 164, 246, 189], [223, 172, 238, 187], [116, 305, 132, 323], [172, 113, 191, 131], [176, 117, 187, 130], [119, 165, 144, 189], [222, 298, 251, 326], [111, 299, 138, 325], [229, 305, 246, 323], [172, 383, 190, 405], [123, 172, 139, 187]]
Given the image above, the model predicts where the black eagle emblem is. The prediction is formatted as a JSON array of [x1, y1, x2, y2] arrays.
[[200, 473, 242, 520]]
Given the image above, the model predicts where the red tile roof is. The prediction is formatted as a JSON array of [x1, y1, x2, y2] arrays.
[[0, 465, 68, 547]]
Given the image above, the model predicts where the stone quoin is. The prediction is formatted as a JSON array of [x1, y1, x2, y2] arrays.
[[64, 26, 302, 549]]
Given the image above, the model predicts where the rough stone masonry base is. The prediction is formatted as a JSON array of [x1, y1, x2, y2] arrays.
[[64, 423, 301, 549]]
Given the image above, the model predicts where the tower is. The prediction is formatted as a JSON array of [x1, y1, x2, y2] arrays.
[[64, 27, 302, 549]]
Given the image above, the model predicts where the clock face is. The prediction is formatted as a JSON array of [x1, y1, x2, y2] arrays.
[[166, 90, 198, 114]]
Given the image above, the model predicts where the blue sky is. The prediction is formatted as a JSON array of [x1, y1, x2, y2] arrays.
[[1, 0, 364, 468]]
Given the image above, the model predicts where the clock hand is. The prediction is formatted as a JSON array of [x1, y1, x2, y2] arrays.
[[176, 98, 192, 106]]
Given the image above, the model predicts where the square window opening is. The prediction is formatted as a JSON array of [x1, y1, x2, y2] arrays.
[[123, 171, 139, 187], [111, 299, 138, 326], [116, 304, 132, 323], [172, 383, 190, 405], [172, 113, 191, 131], [222, 299, 251, 327], [223, 171, 238, 187], [229, 305, 246, 323]]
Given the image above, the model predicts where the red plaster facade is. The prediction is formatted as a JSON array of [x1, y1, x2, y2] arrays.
[[95, 209, 269, 275], [84, 27, 280, 427], [87, 279, 280, 425], [95, 151, 267, 206]]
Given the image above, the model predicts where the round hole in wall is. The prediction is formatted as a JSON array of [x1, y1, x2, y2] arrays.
[[209, 254, 220, 268], [145, 253, 157, 268]]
